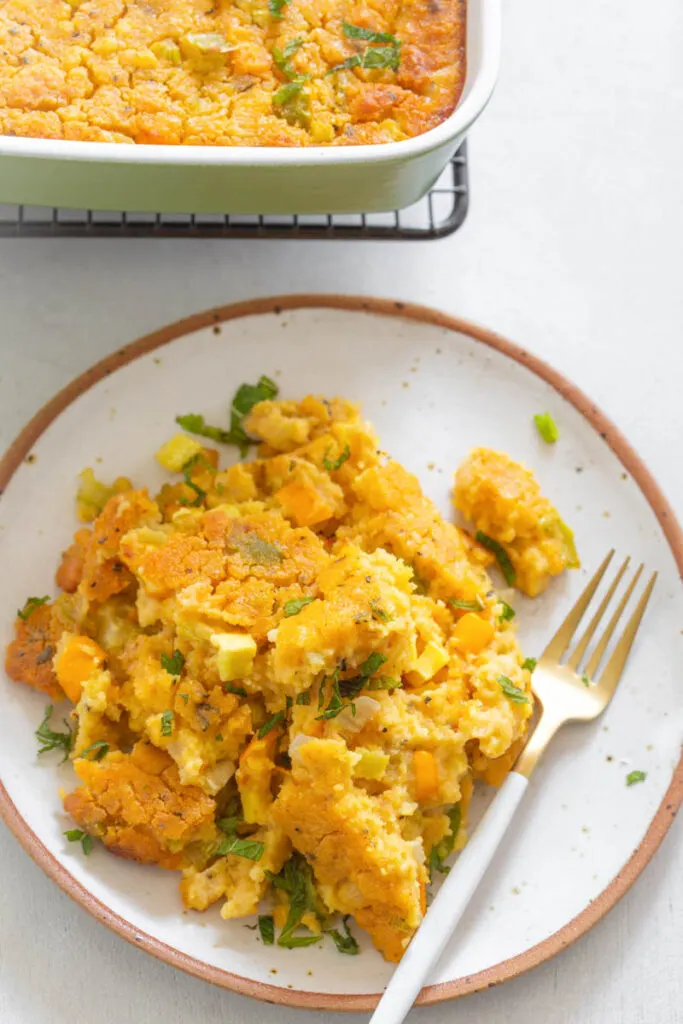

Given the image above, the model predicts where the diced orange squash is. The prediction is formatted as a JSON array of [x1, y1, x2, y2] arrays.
[[54, 635, 107, 704], [413, 750, 439, 803], [275, 480, 335, 528], [452, 613, 494, 655]]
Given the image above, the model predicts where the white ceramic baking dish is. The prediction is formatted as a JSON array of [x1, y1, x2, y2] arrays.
[[0, 0, 500, 215]]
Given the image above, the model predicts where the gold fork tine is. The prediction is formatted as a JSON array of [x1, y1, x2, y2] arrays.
[[566, 556, 631, 670], [584, 564, 644, 679], [541, 549, 615, 662], [595, 571, 657, 693]]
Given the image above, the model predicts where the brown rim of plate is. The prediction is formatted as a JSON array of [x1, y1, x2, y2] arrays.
[[0, 294, 681, 1012]]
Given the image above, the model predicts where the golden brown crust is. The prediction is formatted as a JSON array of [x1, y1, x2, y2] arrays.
[[4, 604, 63, 699], [0, 0, 466, 146]]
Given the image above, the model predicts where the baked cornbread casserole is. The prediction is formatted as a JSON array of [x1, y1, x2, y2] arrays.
[[0, 0, 466, 146], [5, 383, 579, 961]]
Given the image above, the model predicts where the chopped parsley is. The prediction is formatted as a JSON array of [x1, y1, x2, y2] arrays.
[[326, 915, 359, 955], [258, 710, 285, 738], [582, 671, 591, 687], [284, 596, 315, 617], [498, 675, 529, 705], [429, 803, 461, 880], [160, 709, 174, 736], [475, 531, 516, 586], [534, 412, 560, 444], [216, 795, 243, 839], [79, 740, 109, 761], [296, 691, 311, 705], [498, 601, 516, 622], [522, 657, 537, 673], [18, 595, 50, 621], [265, 854, 324, 948], [224, 682, 247, 697], [64, 829, 94, 856], [35, 705, 73, 761], [217, 837, 265, 861], [269, 0, 290, 18], [626, 770, 647, 786], [258, 915, 275, 944], [161, 650, 185, 676], [448, 597, 484, 612], [323, 445, 351, 472], [177, 374, 278, 458]]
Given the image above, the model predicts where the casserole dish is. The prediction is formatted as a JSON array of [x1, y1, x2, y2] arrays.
[[0, 0, 500, 215]]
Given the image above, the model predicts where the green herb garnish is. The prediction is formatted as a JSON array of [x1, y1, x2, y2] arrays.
[[323, 444, 351, 472], [35, 705, 73, 761], [316, 679, 353, 720], [327, 54, 362, 74], [534, 412, 560, 444], [522, 657, 537, 673], [273, 37, 303, 78], [269, 0, 290, 18], [365, 675, 400, 691], [18, 595, 50, 621], [177, 374, 278, 459], [161, 650, 185, 676], [259, 915, 275, 944], [326, 915, 360, 955], [342, 22, 397, 43], [341, 22, 401, 70], [582, 671, 591, 687], [358, 652, 387, 677], [178, 454, 207, 507], [266, 854, 324, 948], [161, 709, 174, 736], [448, 597, 484, 612], [626, 770, 647, 786], [498, 601, 516, 622], [475, 531, 516, 586], [179, 692, 190, 704], [284, 596, 315, 617], [498, 675, 529, 705], [65, 829, 94, 856], [217, 837, 265, 861], [79, 740, 109, 761], [224, 682, 247, 697], [429, 803, 461, 879], [336, 653, 388, 704], [296, 691, 311, 705], [258, 710, 285, 738]]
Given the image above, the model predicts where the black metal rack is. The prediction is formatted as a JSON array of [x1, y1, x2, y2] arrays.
[[0, 144, 467, 241]]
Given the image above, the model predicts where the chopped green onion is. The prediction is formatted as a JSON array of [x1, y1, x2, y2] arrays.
[[534, 412, 560, 444], [161, 709, 174, 736], [448, 597, 484, 612], [18, 595, 50, 621], [498, 601, 516, 622], [323, 445, 351, 472], [475, 531, 516, 586]]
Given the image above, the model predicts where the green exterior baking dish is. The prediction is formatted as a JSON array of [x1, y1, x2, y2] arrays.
[[0, 1, 500, 215]]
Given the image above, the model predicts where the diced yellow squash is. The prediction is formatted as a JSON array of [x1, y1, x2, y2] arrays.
[[354, 748, 390, 780], [409, 641, 450, 683], [210, 632, 257, 682], [155, 434, 204, 473], [151, 39, 181, 65], [76, 468, 133, 522]]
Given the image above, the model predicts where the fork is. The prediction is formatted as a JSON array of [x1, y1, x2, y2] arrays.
[[370, 551, 657, 1024]]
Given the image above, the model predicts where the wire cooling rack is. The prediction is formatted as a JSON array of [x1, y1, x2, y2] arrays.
[[0, 144, 467, 241]]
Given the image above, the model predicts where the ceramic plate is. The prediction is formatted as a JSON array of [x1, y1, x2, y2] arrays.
[[1, 296, 681, 1011]]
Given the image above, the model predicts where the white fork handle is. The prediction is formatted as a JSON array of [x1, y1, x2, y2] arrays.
[[369, 771, 529, 1024]]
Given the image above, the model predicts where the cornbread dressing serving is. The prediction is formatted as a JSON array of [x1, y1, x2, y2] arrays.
[[5, 388, 579, 962], [0, 0, 466, 146]]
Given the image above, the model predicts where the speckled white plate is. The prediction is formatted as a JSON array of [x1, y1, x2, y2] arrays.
[[0, 296, 681, 1010]]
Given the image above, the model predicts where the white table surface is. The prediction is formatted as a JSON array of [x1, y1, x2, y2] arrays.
[[1, 1, 682, 1021]]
